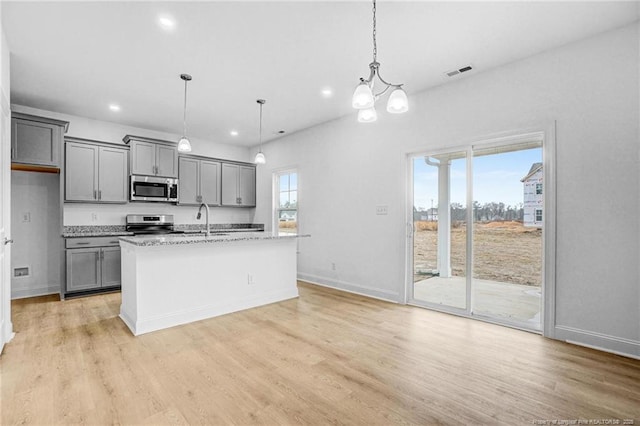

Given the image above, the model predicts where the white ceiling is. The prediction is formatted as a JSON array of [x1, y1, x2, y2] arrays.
[[2, 1, 638, 147]]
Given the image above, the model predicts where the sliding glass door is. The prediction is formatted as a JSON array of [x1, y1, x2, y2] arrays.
[[412, 151, 468, 311], [410, 137, 544, 331]]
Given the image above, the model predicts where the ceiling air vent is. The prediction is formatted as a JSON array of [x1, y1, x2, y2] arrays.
[[445, 64, 474, 78]]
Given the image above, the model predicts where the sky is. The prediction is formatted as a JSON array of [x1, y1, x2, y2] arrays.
[[413, 147, 542, 209]]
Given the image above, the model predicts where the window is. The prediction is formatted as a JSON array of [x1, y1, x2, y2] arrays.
[[275, 170, 297, 235], [536, 183, 543, 195], [535, 209, 543, 222]]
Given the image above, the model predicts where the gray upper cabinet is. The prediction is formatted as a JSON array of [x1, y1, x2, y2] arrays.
[[157, 145, 178, 177], [200, 160, 221, 206], [238, 166, 256, 207], [98, 146, 128, 202], [178, 157, 199, 204], [130, 140, 156, 175], [124, 135, 178, 178], [178, 156, 221, 206], [11, 113, 68, 167], [65, 142, 98, 202], [221, 163, 256, 207], [65, 139, 128, 203]]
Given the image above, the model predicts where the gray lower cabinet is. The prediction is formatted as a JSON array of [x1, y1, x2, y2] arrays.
[[65, 237, 121, 293], [65, 139, 128, 203], [66, 248, 101, 292], [178, 156, 221, 205], [101, 247, 122, 288], [11, 113, 68, 167], [221, 163, 256, 207]]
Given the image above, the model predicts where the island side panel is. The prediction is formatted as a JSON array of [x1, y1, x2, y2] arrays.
[[119, 243, 139, 334], [119, 238, 298, 335]]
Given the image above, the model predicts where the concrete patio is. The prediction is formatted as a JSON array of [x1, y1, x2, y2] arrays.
[[413, 276, 541, 329]]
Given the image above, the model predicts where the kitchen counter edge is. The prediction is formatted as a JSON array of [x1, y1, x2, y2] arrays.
[[119, 233, 310, 247]]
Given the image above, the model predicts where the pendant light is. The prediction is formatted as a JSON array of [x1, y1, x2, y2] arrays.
[[254, 99, 266, 165], [352, 0, 408, 122], [177, 73, 192, 153]]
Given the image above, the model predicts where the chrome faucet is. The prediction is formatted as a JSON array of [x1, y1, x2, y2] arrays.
[[196, 203, 211, 236]]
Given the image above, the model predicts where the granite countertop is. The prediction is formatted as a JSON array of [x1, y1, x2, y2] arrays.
[[62, 225, 133, 238], [119, 232, 310, 247], [62, 223, 265, 238]]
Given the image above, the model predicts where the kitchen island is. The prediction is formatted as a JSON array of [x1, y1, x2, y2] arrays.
[[118, 232, 308, 335]]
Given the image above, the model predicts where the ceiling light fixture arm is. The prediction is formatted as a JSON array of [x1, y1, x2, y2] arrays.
[[361, 61, 404, 99]]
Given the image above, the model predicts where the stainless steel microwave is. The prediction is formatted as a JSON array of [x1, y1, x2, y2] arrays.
[[130, 175, 178, 202]]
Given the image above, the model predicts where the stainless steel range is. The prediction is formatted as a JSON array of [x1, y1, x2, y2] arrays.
[[126, 214, 180, 235]]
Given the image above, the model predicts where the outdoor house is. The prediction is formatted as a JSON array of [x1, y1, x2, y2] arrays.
[[522, 162, 543, 227]]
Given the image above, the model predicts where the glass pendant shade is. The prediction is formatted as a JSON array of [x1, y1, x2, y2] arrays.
[[352, 82, 374, 109], [254, 151, 266, 164], [386, 87, 409, 113], [177, 136, 192, 153], [357, 106, 377, 123]]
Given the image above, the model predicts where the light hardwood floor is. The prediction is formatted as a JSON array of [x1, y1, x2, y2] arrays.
[[1, 282, 639, 425]]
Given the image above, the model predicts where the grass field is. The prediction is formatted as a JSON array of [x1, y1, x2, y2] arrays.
[[413, 221, 542, 286]]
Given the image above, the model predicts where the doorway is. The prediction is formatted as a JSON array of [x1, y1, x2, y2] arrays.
[[409, 133, 549, 332]]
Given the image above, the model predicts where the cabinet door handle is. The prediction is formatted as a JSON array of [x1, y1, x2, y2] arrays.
[[109, 241, 118, 244], [76, 242, 90, 245], [94, 190, 97, 200], [98, 190, 102, 200]]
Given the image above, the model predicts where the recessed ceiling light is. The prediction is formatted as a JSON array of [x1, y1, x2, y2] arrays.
[[109, 104, 120, 112], [158, 15, 176, 31], [230, 130, 239, 136], [321, 88, 333, 98]]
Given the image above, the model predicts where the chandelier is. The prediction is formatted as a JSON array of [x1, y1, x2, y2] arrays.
[[352, 0, 408, 123]]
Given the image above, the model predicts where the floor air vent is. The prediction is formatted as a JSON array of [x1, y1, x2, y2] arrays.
[[14, 267, 29, 277]]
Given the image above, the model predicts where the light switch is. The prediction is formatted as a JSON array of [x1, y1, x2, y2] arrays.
[[21, 212, 30, 223], [376, 205, 388, 215]]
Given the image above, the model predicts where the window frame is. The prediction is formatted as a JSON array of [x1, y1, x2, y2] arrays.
[[273, 169, 298, 236], [536, 183, 543, 195]]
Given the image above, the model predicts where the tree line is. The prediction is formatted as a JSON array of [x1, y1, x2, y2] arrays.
[[415, 202, 524, 222]]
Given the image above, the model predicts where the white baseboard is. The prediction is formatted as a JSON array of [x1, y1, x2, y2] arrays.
[[0, 318, 15, 355], [121, 288, 299, 336], [297, 273, 400, 303], [11, 286, 59, 300], [555, 325, 640, 360]]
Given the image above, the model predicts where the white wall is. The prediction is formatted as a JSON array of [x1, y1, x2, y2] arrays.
[[10, 171, 61, 298], [0, 3, 13, 350], [11, 105, 255, 226], [254, 23, 640, 357]]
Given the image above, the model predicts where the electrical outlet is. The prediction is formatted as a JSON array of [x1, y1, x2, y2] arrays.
[[331, 262, 336, 271], [376, 205, 388, 215], [91, 213, 98, 222], [21, 212, 30, 223], [247, 274, 254, 285]]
